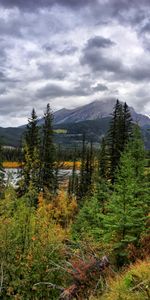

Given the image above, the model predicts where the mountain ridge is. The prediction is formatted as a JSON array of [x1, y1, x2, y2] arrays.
[[0, 99, 150, 148], [53, 99, 150, 126]]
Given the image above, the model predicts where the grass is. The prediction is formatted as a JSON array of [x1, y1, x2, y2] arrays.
[[90, 259, 150, 300]]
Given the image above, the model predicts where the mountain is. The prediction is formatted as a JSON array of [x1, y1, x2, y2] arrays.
[[53, 99, 150, 127], [0, 99, 150, 148], [0, 127, 25, 147]]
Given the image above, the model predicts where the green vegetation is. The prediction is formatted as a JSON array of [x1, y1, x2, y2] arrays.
[[0, 100, 149, 299], [93, 260, 150, 300]]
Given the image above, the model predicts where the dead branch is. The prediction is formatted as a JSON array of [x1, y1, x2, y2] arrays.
[[33, 282, 64, 291], [0, 262, 4, 294]]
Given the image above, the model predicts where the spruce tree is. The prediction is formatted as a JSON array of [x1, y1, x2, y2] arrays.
[[41, 103, 55, 195], [78, 137, 94, 201], [107, 100, 132, 182], [103, 127, 148, 266], [98, 137, 108, 180], [19, 109, 41, 201], [122, 102, 133, 147]]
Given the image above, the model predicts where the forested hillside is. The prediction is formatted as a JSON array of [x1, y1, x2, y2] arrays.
[[0, 100, 149, 299], [0, 113, 150, 149]]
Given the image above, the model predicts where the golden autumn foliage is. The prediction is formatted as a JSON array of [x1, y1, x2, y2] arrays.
[[90, 259, 150, 300], [62, 161, 81, 169], [3, 160, 81, 169], [38, 190, 78, 229], [0, 189, 69, 299], [3, 161, 23, 168]]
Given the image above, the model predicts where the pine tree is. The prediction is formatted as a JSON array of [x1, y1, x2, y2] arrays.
[[103, 127, 148, 266], [41, 103, 55, 195]]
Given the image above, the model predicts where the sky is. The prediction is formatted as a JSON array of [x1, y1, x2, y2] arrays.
[[0, 0, 150, 127]]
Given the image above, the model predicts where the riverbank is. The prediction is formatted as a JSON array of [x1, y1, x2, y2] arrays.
[[3, 161, 81, 169]]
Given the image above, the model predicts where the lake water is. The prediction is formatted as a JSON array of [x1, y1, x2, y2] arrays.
[[4, 168, 78, 186]]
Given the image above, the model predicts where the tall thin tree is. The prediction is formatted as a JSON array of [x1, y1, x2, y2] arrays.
[[42, 103, 55, 195]]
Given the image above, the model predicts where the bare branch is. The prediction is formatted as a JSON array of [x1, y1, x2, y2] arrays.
[[33, 282, 64, 291], [0, 262, 4, 294]]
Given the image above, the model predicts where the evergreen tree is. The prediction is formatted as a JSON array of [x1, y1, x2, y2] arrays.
[[25, 108, 40, 156], [98, 137, 108, 180], [122, 102, 133, 147], [41, 103, 55, 195], [107, 100, 132, 182], [19, 109, 41, 202], [78, 137, 94, 201], [72, 195, 103, 241], [103, 127, 148, 266]]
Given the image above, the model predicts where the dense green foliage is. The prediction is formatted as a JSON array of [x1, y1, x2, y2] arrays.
[[0, 100, 149, 299]]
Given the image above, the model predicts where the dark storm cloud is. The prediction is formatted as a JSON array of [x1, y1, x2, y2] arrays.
[[81, 34, 150, 83], [0, 0, 150, 126], [81, 35, 120, 74], [81, 49, 123, 74], [36, 83, 92, 99], [86, 36, 115, 49], [0, 0, 98, 10]]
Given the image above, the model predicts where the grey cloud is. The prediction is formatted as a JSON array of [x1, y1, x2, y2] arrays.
[[81, 37, 150, 83], [43, 43, 78, 55], [36, 83, 92, 99], [57, 46, 78, 55], [81, 35, 120, 75], [140, 22, 150, 34], [0, 71, 6, 81], [90, 0, 150, 33], [86, 36, 115, 49], [0, 71, 21, 83], [81, 48, 123, 74], [92, 83, 108, 92], [0, 18, 23, 38], [0, 87, 7, 95], [38, 63, 66, 80], [0, 0, 98, 10]]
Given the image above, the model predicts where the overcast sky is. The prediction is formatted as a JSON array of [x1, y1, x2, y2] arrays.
[[0, 0, 150, 126]]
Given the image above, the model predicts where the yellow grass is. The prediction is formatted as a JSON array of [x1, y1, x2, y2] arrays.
[[91, 259, 150, 300]]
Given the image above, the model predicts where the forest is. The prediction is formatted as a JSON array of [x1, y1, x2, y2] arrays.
[[0, 100, 149, 299]]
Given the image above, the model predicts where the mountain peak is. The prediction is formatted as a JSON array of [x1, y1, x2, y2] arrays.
[[53, 99, 150, 126]]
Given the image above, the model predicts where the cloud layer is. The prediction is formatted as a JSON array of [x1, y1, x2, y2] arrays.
[[0, 0, 150, 126]]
